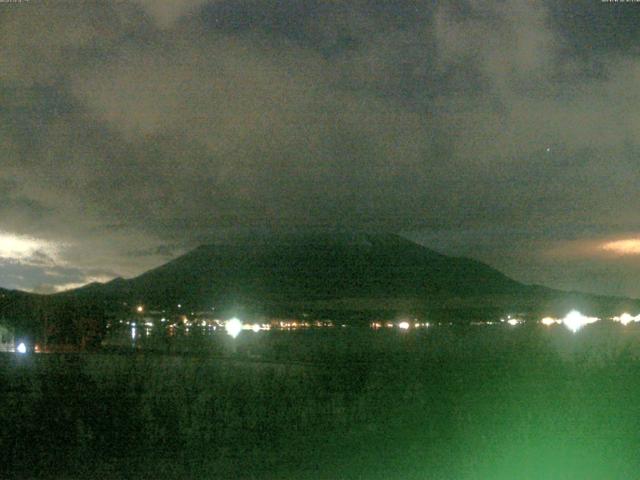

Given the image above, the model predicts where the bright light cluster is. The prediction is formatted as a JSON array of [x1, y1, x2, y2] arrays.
[[540, 317, 561, 326], [501, 315, 523, 326], [561, 310, 599, 333], [225, 317, 243, 338], [539, 311, 600, 332], [612, 312, 640, 326]]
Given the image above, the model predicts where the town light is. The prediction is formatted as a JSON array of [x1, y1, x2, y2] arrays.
[[16, 342, 26, 354], [225, 317, 243, 338], [562, 310, 599, 333], [612, 312, 640, 326], [502, 315, 523, 326]]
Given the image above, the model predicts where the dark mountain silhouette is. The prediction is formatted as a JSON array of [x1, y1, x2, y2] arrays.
[[48, 233, 538, 311], [1, 234, 639, 342], [51, 233, 640, 315]]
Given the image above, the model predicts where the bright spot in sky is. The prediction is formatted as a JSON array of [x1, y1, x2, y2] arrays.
[[225, 317, 243, 338], [398, 321, 410, 330], [136, 305, 144, 313], [0, 232, 59, 262], [16, 342, 27, 354], [601, 239, 640, 255], [562, 310, 599, 333]]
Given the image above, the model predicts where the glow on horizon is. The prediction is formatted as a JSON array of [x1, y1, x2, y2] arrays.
[[50, 275, 116, 293], [601, 239, 640, 255]]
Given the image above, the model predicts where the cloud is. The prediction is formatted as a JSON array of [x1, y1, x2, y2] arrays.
[[70, 29, 438, 233], [132, 0, 212, 28], [0, 232, 61, 266], [49, 275, 116, 293], [1, 0, 640, 296]]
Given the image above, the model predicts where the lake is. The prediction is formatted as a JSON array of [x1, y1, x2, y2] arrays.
[[4, 322, 640, 479]]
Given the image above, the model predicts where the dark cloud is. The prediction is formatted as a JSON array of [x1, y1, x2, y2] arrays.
[[1, 0, 639, 296], [547, 0, 640, 57]]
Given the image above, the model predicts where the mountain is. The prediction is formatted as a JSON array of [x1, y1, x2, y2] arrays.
[[2, 233, 639, 343], [61, 233, 524, 306], [53, 233, 640, 318]]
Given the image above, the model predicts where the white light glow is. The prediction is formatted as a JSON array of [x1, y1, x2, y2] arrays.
[[541, 317, 559, 326], [562, 310, 599, 333], [612, 312, 640, 326], [16, 342, 26, 354], [225, 317, 242, 338], [251, 324, 261, 333], [502, 315, 523, 326], [398, 321, 410, 330]]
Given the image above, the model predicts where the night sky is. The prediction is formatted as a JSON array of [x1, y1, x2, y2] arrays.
[[1, 0, 640, 297]]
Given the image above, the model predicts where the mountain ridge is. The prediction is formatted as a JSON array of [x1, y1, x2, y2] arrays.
[[1, 234, 639, 342]]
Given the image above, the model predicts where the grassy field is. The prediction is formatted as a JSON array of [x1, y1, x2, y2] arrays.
[[3, 323, 640, 479]]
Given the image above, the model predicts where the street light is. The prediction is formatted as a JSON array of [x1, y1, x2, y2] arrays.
[[225, 317, 243, 338]]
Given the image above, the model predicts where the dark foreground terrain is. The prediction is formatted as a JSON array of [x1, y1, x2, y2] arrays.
[[3, 324, 640, 479]]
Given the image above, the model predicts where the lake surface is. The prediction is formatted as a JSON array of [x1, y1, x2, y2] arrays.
[[4, 323, 640, 479]]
